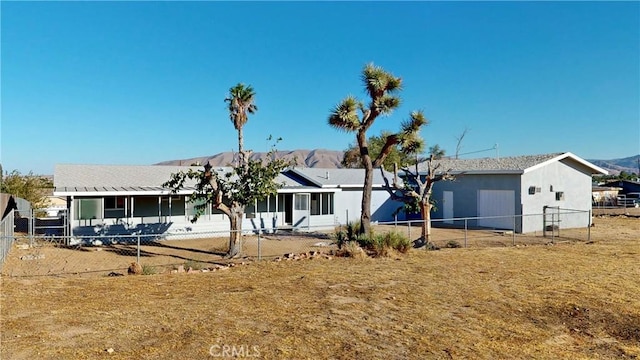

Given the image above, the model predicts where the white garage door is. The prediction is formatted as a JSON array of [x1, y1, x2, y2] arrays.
[[477, 190, 515, 230]]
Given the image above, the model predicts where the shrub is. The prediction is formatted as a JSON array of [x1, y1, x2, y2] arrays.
[[142, 264, 157, 275], [446, 240, 462, 248], [425, 242, 440, 251], [336, 241, 368, 259], [334, 221, 362, 249], [366, 231, 411, 257], [184, 260, 204, 271]]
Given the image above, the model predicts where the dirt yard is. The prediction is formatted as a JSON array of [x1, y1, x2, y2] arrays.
[[0, 215, 639, 359], [2, 219, 596, 278]]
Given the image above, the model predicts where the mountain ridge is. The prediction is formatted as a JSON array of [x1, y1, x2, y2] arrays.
[[155, 150, 640, 175], [155, 149, 345, 168]]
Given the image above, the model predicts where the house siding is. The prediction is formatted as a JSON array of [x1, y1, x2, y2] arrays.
[[431, 174, 521, 229], [521, 159, 592, 233]]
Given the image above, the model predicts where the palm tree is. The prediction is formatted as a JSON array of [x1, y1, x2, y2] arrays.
[[225, 83, 257, 167]]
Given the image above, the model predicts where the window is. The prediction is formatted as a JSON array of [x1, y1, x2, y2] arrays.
[[105, 196, 125, 210], [75, 198, 101, 220], [295, 194, 308, 210], [104, 196, 126, 218], [311, 194, 320, 215], [555, 192, 565, 201], [161, 196, 185, 216], [187, 198, 210, 217], [322, 193, 333, 215], [133, 196, 160, 217], [311, 193, 334, 215]]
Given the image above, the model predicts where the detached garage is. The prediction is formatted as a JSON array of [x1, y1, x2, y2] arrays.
[[423, 152, 608, 233]]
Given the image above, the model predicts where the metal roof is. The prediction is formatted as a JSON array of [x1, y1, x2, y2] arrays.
[[53, 164, 345, 195], [286, 167, 397, 187]]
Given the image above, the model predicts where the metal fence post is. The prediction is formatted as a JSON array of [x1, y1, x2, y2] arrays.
[[258, 230, 262, 261], [137, 235, 141, 264], [588, 210, 591, 242], [464, 218, 468, 248], [512, 215, 516, 246]]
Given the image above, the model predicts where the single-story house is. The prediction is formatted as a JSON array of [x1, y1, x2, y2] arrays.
[[419, 152, 608, 233], [53, 164, 403, 239], [591, 186, 621, 206], [602, 179, 640, 195]]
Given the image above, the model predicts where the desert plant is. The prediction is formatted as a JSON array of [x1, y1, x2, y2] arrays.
[[359, 231, 411, 257], [425, 242, 440, 251], [446, 240, 462, 248], [184, 260, 204, 271], [334, 221, 362, 249], [142, 264, 157, 275], [336, 241, 368, 259]]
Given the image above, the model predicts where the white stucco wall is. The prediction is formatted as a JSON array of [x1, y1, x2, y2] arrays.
[[521, 160, 593, 233]]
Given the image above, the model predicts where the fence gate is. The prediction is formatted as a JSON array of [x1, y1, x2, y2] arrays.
[[1, 209, 15, 266], [543, 206, 560, 239]]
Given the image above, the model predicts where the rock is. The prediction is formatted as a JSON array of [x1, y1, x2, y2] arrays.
[[106, 348, 114, 354], [92, 240, 103, 246], [107, 272, 124, 277], [127, 262, 143, 275], [20, 254, 45, 261], [177, 265, 185, 273], [16, 244, 30, 250], [273, 257, 282, 262], [187, 267, 195, 273], [309, 250, 320, 256], [284, 253, 295, 259]]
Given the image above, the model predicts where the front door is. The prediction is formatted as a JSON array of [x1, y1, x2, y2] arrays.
[[443, 191, 454, 224], [293, 193, 310, 230]]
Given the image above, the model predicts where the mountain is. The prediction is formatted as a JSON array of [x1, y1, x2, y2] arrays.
[[587, 155, 640, 175], [156, 150, 640, 175], [155, 149, 345, 168]]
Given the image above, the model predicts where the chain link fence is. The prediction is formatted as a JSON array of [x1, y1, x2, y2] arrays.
[[0, 210, 16, 266], [1, 209, 592, 278]]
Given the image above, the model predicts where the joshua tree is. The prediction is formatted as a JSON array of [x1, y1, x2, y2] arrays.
[[329, 63, 425, 235]]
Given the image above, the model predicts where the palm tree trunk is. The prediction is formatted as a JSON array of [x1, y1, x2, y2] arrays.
[[237, 128, 245, 167]]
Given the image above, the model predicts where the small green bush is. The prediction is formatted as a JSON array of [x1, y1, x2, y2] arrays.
[[142, 264, 157, 275], [366, 231, 411, 257], [446, 240, 462, 248], [184, 260, 204, 271], [334, 221, 362, 249]]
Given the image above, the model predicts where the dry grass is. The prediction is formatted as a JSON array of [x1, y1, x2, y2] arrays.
[[1, 216, 639, 359]]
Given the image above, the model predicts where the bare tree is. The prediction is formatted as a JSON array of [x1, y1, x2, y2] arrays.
[[381, 155, 453, 244], [455, 128, 469, 159]]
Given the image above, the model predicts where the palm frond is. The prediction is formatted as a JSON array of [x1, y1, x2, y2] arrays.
[[224, 83, 257, 130]]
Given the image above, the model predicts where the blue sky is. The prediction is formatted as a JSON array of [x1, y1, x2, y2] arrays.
[[1, 1, 639, 175]]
